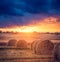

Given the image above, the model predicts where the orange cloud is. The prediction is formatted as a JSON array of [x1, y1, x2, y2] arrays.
[[0, 17, 60, 32]]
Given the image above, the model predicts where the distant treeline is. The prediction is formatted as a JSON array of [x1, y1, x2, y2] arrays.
[[0, 30, 60, 35]]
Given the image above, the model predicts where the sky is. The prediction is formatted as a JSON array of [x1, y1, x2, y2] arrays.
[[0, 0, 60, 32]]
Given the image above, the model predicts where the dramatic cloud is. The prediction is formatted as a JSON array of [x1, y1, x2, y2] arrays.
[[0, 0, 60, 15], [0, 0, 60, 27]]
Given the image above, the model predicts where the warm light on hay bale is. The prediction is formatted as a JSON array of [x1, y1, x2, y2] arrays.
[[36, 40, 54, 55], [8, 39, 17, 46], [17, 40, 28, 48], [31, 40, 40, 53], [31, 40, 54, 55], [54, 43, 60, 62]]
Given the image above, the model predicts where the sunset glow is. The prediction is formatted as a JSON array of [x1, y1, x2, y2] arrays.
[[0, 17, 60, 33]]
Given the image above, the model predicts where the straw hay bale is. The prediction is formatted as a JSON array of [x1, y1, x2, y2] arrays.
[[17, 40, 27, 48], [36, 40, 54, 55], [8, 39, 17, 46]]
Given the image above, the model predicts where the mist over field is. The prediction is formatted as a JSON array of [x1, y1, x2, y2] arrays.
[[0, 32, 60, 43]]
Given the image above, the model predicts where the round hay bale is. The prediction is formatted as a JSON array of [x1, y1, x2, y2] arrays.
[[54, 43, 60, 62], [36, 40, 54, 55], [17, 40, 27, 48], [8, 39, 17, 46], [31, 40, 41, 53]]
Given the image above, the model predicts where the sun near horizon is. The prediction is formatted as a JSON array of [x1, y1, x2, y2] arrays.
[[0, 17, 60, 33]]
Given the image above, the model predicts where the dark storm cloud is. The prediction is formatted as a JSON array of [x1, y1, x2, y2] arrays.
[[0, 0, 60, 28], [25, 0, 60, 14], [0, 0, 60, 15], [0, 0, 25, 16]]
